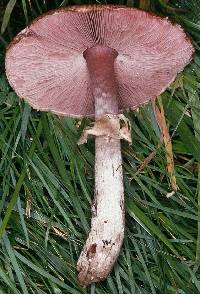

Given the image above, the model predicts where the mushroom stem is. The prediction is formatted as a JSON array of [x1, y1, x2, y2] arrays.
[[77, 46, 124, 286]]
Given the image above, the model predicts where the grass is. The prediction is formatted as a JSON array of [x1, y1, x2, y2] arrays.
[[0, 0, 200, 293]]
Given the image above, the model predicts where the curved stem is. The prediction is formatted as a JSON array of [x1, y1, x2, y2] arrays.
[[77, 46, 124, 286]]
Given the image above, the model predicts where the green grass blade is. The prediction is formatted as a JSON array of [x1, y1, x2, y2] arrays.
[[0, 119, 43, 236], [127, 199, 179, 257], [1, 0, 17, 34]]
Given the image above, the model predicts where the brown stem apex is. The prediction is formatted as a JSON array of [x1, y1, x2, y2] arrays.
[[83, 45, 118, 118]]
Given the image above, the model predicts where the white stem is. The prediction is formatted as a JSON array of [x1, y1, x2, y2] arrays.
[[77, 45, 125, 286], [77, 134, 124, 286]]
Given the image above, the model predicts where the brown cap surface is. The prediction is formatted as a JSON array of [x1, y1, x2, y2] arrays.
[[6, 5, 194, 117]]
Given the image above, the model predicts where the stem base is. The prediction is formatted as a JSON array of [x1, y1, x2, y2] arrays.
[[77, 135, 124, 286]]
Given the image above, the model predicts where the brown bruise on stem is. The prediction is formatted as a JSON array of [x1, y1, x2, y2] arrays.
[[77, 46, 125, 286]]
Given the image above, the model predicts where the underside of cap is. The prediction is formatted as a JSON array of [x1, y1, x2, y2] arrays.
[[6, 5, 194, 117]]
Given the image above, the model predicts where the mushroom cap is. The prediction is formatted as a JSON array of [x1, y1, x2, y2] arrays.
[[6, 5, 194, 117]]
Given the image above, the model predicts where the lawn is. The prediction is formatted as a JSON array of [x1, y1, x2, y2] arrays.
[[0, 0, 200, 293]]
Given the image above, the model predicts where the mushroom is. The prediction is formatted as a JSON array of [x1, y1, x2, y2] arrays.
[[5, 5, 194, 287]]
